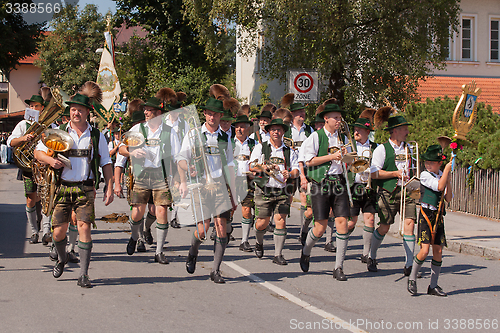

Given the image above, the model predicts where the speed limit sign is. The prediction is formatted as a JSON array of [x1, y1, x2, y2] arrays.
[[288, 70, 319, 103]]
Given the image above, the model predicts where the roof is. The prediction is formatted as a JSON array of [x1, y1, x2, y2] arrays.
[[19, 54, 39, 64], [416, 76, 500, 114], [0, 110, 25, 119]]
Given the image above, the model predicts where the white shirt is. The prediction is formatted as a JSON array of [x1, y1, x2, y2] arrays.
[[127, 121, 181, 169], [35, 122, 112, 182], [291, 123, 311, 143], [108, 138, 120, 155], [420, 170, 442, 210], [354, 140, 376, 183], [164, 114, 189, 142], [234, 136, 252, 177], [303, 127, 348, 175], [7, 120, 32, 147], [115, 152, 127, 169], [250, 141, 299, 189], [249, 129, 270, 143], [370, 139, 412, 186], [177, 124, 234, 179]]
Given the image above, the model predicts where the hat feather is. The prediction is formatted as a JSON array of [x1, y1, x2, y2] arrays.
[[374, 106, 395, 129], [40, 87, 52, 103], [322, 98, 338, 106], [315, 104, 325, 116], [79, 81, 102, 104], [359, 108, 377, 122], [176, 91, 187, 103], [237, 104, 250, 117], [156, 88, 177, 104], [261, 103, 277, 114], [273, 108, 292, 121], [209, 84, 230, 101], [127, 99, 144, 116], [223, 97, 240, 116], [281, 93, 294, 109]]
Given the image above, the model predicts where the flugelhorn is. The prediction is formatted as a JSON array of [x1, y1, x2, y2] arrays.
[[399, 141, 420, 235], [250, 159, 285, 185]]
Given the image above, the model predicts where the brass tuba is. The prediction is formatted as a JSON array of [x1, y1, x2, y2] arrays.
[[13, 87, 69, 172], [122, 131, 145, 204]]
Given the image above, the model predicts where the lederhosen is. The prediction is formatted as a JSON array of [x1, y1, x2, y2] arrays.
[[284, 125, 313, 196], [348, 141, 378, 217], [234, 137, 256, 208], [307, 128, 350, 221], [418, 172, 447, 246], [372, 142, 417, 225], [253, 142, 292, 218]]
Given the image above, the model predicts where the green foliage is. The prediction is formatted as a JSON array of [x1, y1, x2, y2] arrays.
[[35, 4, 106, 94], [0, 0, 43, 75]]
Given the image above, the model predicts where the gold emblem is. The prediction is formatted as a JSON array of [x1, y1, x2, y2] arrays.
[[452, 81, 481, 140]]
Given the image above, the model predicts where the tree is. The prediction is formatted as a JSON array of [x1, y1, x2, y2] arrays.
[[0, 0, 43, 77], [183, 0, 461, 109], [35, 4, 106, 94]]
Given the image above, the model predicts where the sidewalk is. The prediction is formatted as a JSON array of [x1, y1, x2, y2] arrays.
[[291, 194, 500, 260]]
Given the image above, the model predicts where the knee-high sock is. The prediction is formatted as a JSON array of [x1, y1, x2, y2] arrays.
[[129, 216, 143, 241], [67, 223, 78, 252], [155, 223, 169, 254], [335, 232, 349, 269], [144, 212, 156, 230], [299, 206, 306, 234], [273, 228, 287, 257], [303, 228, 321, 256], [138, 220, 145, 241], [241, 217, 252, 243], [189, 231, 203, 256], [362, 226, 374, 257], [35, 201, 42, 230], [369, 229, 385, 260], [255, 225, 267, 245], [403, 235, 416, 268], [41, 214, 51, 235], [54, 236, 67, 263], [212, 236, 227, 272], [429, 259, 442, 289], [26, 205, 38, 234], [325, 218, 335, 244], [409, 255, 424, 281], [78, 240, 92, 277]]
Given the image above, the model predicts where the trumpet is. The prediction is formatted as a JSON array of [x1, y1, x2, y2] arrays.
[[338, 118, 356, 206], [250, 159, 286, 185], [399, 141, 420, 235]]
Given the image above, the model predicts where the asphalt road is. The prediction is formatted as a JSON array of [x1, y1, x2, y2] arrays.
[[1, 164, 499, 333]]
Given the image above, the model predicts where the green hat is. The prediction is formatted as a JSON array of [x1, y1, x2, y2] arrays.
[[65, 93, 93, 109], [265, 118, 289, 133], [256, 110, 273, 119], [290, 103, 306, 112], [25, 95, 45, 107], [384, 115, 412, 131], [421, 144, 445, 162], [232, 114, 253, 125], [141, 97, 165, 111], [62, 106, 70, 117], [131, 110, 145, 123], [311, 114, 325, 124], [317, 103, 346, 119], [221, 110, 234, 122], [200, 96, 225, 113], [352, 117, 373, 130]]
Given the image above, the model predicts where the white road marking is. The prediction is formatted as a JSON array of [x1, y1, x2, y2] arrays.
[[224, 261, 367, 333]]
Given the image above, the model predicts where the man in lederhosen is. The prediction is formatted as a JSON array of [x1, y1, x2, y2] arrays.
[[249, 105, 274, 144], [34, 82, 114, 288], [249, 118, 299, 265], [177, 94, 236, 284]]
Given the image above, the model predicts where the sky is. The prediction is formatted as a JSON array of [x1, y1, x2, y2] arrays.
[[77, 0, 117, 15]]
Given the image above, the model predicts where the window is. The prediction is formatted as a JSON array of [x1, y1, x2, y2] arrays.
[[0, 99, 7, 110], [0, 72, 6, 82], [462, 18, 473, 60], [491, 20, 499, 61]]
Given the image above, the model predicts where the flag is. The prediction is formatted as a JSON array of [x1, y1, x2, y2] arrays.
[[96, 30, 122, 123]]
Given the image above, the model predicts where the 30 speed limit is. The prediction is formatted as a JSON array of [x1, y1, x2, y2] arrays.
[[288, 70, 319, 103]]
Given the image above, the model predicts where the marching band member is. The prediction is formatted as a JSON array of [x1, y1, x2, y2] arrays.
[[119, 96, 180, 264], [249, 104, 274, 144], [178, 85, 237, 284], [300, 100, 353, 281], [408, 145, 452, 297], [249, 118, 299, 265], [368, 109, 417, 275], [34, 82, 114, 288]]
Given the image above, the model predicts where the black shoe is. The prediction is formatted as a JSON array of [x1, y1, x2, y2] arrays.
[[266, 223, 274, 233], [210, 228, 216, 241], [77, 275, 92, 288], [300, 232, 308, 246], [49, 244, 57, 262], [170, 218, 181, 229], [408, 279, 417, 295], [210, 270, 225, 284], [324, 242, 336, 253], [53, 260, 65, 278], [144, 229, 153, 245], [367, 258, 378, 272], [68, 250, 79, 263], [29, 233, 39, 244], [126, 237, 137, 255], [186, 253, 197, 274], [254, 242, 264, 258], [360, 254, 368, 263], [42, 233, 52, 246], [333, 267, 347, 281], [272, 255, 288, 265], [403, 265, 412, 276], [155, 252, 169, 264], [299, 252, 310, 272], [239, 241, 253, 252], [427, 285, 447, 297], [137, 239, 146, 252]]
